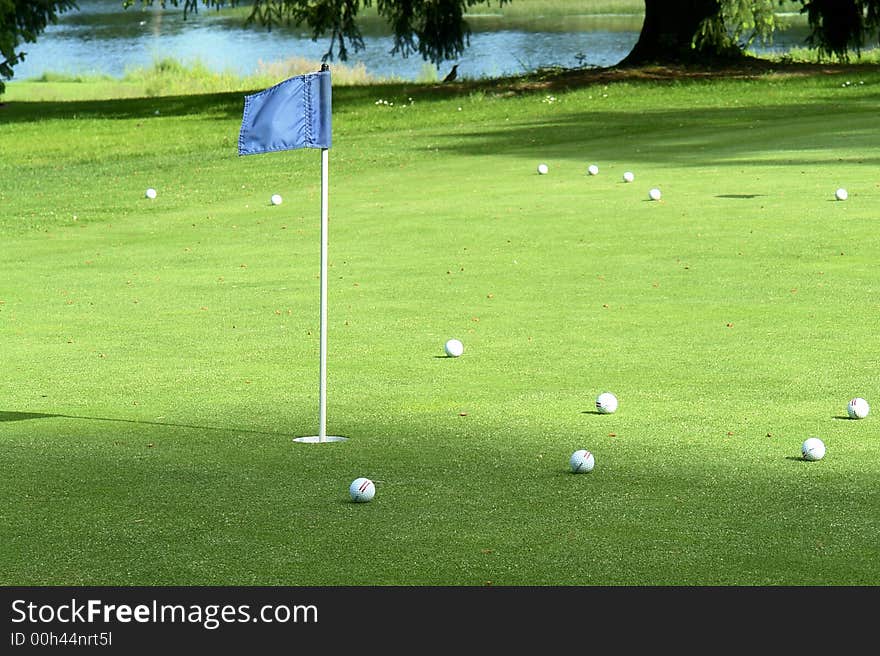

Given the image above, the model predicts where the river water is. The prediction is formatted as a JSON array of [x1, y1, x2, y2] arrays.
[[13, 1, 813, 83]]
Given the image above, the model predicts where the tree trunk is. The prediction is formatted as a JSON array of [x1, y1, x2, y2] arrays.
[[620, 0, 724, 65]]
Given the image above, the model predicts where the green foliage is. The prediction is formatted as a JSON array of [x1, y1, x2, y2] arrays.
[[631, 0, 879, 63], [129, 0, 511, 66], [516, 1, 880, 64], [0, 0, 78, 93], [723, 0, 780, 46], [694, 1, 780, 55], [803, 0, 880, 61]]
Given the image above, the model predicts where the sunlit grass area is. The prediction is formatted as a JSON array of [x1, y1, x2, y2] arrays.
[[761, 46, 880, 64], [2, 64, 880, 585]]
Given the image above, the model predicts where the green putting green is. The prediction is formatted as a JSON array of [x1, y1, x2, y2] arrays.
[[1, 66, 878, 585]]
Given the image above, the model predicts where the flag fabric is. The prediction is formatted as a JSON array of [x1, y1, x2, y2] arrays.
[[238, 70, 331, 155]]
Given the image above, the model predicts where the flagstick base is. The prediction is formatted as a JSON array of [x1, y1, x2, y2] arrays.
[[293, 435, 348, 443]]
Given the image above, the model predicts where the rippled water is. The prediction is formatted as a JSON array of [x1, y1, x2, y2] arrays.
[[14, 2, 812, 82]]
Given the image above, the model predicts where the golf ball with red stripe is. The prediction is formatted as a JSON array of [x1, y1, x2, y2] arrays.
[[847, 397, 869, 419], [570, 449, 595, 473], [349, 477, 376, 502]]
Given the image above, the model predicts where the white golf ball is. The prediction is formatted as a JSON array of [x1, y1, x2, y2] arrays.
[[801, 437, 826, 461], [623, 171, 635, 183], [847, 397, 870, 419], [537, 163, 549, 175], [595, 392, 618, 414], [835, 188, 848, 201], [649, 188, 662, 201], [349, 477, 376, 502], [271, 194, 283, 206], [444, 338, 464, 358], [588, 164, 599, 176], [145, 188, 157, 199], [569, 449, 595, 473]]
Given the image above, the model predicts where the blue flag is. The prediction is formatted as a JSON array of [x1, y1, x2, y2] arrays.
[[238, 70, 331, 155]]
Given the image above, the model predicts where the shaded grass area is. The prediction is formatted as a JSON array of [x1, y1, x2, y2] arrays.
[[1, 65, 879, 585]]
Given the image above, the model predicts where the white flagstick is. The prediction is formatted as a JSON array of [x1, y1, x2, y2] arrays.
[[294, 147, 346, 444]]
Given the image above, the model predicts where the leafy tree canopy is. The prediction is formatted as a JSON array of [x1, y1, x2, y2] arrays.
[[126, 0, 510, 67], [1, 0, 77, 92], [127, 0, 880, 66], [803, 0, 880, 59]]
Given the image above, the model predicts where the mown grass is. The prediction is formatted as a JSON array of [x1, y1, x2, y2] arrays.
[[766, 47, 880, 64], [1, 62, 879, 585]]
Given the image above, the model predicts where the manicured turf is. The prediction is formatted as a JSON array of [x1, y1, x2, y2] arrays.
[[1, 66, 879, 585]]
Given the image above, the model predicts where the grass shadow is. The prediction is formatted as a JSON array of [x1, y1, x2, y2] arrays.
[[440, 101, 880, 168], [0, 409, 282, 436], [0, 90, 247, 124], [424, 65, 880, 168], [0, 80, 430, 125], [0, 411, 61, 422]]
